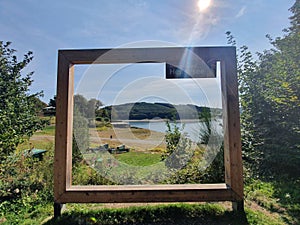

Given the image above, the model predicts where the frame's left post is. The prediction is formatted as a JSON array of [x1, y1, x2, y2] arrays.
[[54, 203, 65, 218]]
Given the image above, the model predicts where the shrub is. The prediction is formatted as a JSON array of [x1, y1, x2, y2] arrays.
[[0, 144, 54, 220]]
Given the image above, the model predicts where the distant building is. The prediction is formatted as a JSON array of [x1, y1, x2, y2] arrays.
[[43, 106, 56, 116], [111, 121, 129, 128]]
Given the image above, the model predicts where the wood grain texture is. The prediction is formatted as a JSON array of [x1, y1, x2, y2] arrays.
[[58, 184, 234, 203]]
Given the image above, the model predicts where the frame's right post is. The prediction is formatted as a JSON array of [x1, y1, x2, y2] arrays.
[[220, 47, 244, 212]]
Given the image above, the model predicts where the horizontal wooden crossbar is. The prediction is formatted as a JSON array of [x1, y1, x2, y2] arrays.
[[58, 46, 234, 65], [54, 184, 238, 203], [68, 183, 228, 191]]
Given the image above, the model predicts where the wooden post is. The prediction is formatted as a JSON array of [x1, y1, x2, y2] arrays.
[[54, 203, 65, 218], [220, 47, 244, 211]]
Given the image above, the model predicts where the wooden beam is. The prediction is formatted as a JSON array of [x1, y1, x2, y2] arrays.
[[54, 51, 75, 201], [68, 183, 228, 191], [57, 184, 235, 203], [220, 47, 243, 201]]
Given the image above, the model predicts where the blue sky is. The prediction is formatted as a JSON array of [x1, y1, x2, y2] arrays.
[[0, 0, 294, 106]]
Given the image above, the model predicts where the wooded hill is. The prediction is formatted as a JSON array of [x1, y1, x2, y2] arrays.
[[96, 102, 222, 121]]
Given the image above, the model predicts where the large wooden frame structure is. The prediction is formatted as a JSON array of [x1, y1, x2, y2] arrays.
[[54, 46, 243, 216]]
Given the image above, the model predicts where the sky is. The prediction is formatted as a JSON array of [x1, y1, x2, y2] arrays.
[[0, 0, 295, 107]]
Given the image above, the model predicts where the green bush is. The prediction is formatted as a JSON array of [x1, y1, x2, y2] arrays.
[[0, 41, 48, 161], [0, 144, 54, 220], [165, 145, 224, 184], [72, 107, 89, 165], [161, 121, 183, 161], [72, 163, 113, 185], [163, 109, 224, 184]]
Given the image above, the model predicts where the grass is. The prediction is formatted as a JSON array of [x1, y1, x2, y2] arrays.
[[244, 207, 286, 225], [114, 151, 162, 166], [34, 125, 55, 136], [1, 161, 299, 225], [1, 123, 299, 224], [2, 180, 295, 225], [16, 139, 54, 152], [245, 178, 300, 224], [1, 203, 53, 225], [43, 203, 248, 225], [1, 199, 294, 225]]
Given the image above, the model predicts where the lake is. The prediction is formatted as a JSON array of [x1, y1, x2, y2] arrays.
[[128, 120, 223, 143]]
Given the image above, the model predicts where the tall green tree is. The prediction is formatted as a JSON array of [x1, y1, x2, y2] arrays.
[[0, 42, 47, 161], [72, 107, 89, 165], [33, 96, 47, 113], [227, 0, 300, 177], [255, 0, 300, 175], [48, 95, 56, 107], [72, 94, 102, 165], [74, 94, 102, 119]]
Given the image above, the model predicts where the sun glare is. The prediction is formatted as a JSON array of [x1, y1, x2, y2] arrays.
[[197, 0, 211, 12]]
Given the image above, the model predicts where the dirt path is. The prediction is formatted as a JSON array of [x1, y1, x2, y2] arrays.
[[90, 127, 166, 151], [30, 126, 166, 152], [30, 135, 54, 141]]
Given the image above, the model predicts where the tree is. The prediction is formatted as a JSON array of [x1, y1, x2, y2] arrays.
[[198, 108, 211, 145], [48, 95, 56, 107], [72, 107, 89, 165], [86, 98, 102, 118], [72, 95, 102, 165], [33, 96, 47, 114], [165, 109, 224, 184], [161, 121, 182, 161], [254, 0, 300, 176], [226, 35, 265, 174], [0, 41, 47, 161], [74, 94, 102, 119], [226, 0, 300, 177]]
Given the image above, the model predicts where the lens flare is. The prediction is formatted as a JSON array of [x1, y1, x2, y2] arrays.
[[197, 0, 211, 12]]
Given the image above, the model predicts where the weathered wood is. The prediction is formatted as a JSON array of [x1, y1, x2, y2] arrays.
[[220, 48, 244, 202], [66, 64, 74, 189], [57, 184, 234, 203], [54, 52, 71, 202], [60, 47, 218, 65], [59, 47, 234, 78], [68, 183, 227, 191]]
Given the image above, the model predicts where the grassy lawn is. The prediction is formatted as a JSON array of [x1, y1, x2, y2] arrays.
[[5, 203, 243, 225], [3, 180, 298, 225], [43, 203, 244, 225], [114, 151, 162, 166], [2, 199, 293, 225], [1, 123, 299, 225], [34, 125, 55, 136]]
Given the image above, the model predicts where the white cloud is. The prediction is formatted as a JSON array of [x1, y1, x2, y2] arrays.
[[236, 6, 247, 18]]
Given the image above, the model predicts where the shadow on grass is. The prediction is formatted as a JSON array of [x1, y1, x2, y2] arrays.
[[44, 203, 249, 225], [272, 179, 300, 224]]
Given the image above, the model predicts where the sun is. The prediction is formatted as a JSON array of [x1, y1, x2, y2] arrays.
[[197, 0, 211, 12]]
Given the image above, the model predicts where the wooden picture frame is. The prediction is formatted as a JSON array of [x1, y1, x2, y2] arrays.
[[54, 47, 243, 216]]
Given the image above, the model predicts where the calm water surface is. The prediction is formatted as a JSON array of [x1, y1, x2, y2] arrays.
[[128, 120, 223, 143]]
